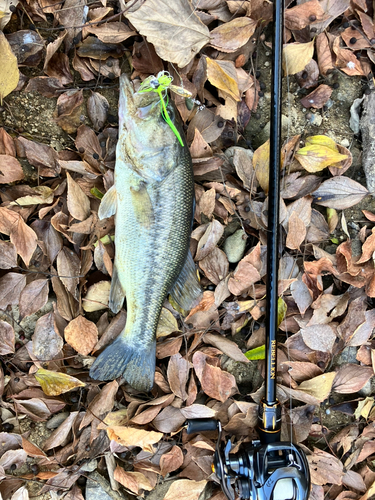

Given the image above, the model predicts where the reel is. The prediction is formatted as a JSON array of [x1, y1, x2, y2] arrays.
[[187, 419, 310, 500]]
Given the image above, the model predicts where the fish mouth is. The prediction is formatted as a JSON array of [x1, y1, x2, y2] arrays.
[[119, 74, 160, 126]]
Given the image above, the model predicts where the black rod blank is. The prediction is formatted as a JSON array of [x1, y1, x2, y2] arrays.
[[264, 0, 284, 406]]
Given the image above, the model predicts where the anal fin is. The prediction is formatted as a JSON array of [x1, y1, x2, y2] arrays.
[[109, 265, 125, 314], [98, 184, 117, 220], [170, 251, 202, 312]]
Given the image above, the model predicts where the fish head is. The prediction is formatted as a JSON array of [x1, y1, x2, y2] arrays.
[[118, 74, 186, 182]]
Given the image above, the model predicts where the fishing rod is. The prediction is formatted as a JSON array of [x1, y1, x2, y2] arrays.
[[186, 0, 311, 498]]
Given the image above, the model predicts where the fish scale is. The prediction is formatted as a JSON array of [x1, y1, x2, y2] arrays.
[[89, 74, 201, 391]]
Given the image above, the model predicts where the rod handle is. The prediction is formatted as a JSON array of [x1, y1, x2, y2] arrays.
[[186, 418, 218, 434]]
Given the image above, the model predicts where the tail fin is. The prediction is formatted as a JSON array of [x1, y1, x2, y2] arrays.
[[89, 335, 156, 392]]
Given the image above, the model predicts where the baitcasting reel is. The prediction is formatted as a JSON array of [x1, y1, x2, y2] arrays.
[[187, 418, 310, 500]]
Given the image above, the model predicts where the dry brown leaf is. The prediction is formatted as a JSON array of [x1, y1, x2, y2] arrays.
[[0, 155, 24, 183], [85, 22, 136, 44], [43, 412, 79, 450], [332, 364, 374, 394], [332, 38, 365, 76], [283, 40, 314, 75], [206, 58, 240, 101], [253, 139, 270, 193], [107, 426, 163, 452], [156, 307, 179, 339], [0, 240, 17, 269], [10, 217, 38, 267], [160, 445, 184, 477], [0, 320, 14, 355], [203, 332, 249, 363], [167, 353, 190, 401], [163, 479, 207, 500], [19, 279, 49, 320], [66, 172, 91, 221], [312, 177, 369, 210], [82, 280, 110, 312], [316, 32, 334, 76], [228, 259, 261, 296], [290, 279, 312, 316], [17, 137, 60, 177], [64, 315, 98, 356], [308, 448, 344, 486], [199, 246, 229, 285], [300, 84, 333, 109], [286, 211, 306, 250], [126, 0, 210, 68], [198, 188, 216, 219], [195, 220, 224, 260], [0, 272, 26, 309], [301, 324, 336, 353], [114, 467, 153, 494], [284, 0, 325, 30], [193, 351, 237, 402], [210, 17, 256, 52], [0, 32, 19, 104]]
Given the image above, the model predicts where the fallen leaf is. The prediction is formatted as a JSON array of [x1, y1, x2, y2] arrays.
[[167, 353, 190, 401], [64, 315, 98, 355], [210, 17, 256, 52], [107, 426, 163, 452], [85, 22, 136, 44], [308, 448, 344, 485], [54, 90, 85, 134], [332, 364, 374, 394], [286, 211, 306, 250], [16, 137, 60, 177], [0, 32, 19, 104], [0, 155, 24, 183], [43, 412, 78, 450], [163, 479, 207, 500], [204, 332, 249, 363], [19, 279, 49, 320], [206, 58, 240, 101], [114, 467, 153, 494], [80, 380, 118, 429], [253, 139, 270, 193], [35, 368, 85, 396], [0, 272, 26, 310], [10, 217, 38, 266], [301, 324, 336, 353], [298, 372, 336, 403], [0, 0, 19, 30], [0, 320, 14, 355], [0, 240, 17, 269], [300, 84, 333, 109], [228, 258, 261, 296], [126, 0, 210, 68], [82, 280, 110, 311], [87, 91, 109, 132], [316, 32, 335, 76], [66, 172, 91, 221], [284, 0, 325, 30], [290, 279, 312, 315], [199, 247, 229, 285], [195, 219, 224, 260], [295, 144, 348, 173], [160, 445, 184, 477], [283, 40, 314, 75], [193, 351, 237, 402], [312, 177, 369, 209]]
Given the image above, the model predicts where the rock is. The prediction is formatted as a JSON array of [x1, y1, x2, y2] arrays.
[[86, 471, 130, 500], [223, 229, 247, 263], [46, 412, 70, 430]]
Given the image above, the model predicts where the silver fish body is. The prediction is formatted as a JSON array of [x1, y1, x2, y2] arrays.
[[89, 74, 201, 391]]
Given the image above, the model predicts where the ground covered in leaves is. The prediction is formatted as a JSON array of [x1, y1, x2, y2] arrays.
[[0, 0, 375, 499]]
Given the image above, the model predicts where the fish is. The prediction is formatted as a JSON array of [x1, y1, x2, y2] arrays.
[[89, 74, 201, 392]]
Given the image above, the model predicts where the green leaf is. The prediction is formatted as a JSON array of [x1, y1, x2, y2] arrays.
[[278, 297, 287, 327], [244, 344, 265, 360], [90, 187, 104, 199]]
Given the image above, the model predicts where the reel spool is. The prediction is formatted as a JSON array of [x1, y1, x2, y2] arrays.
[[187, 419, 310, 500]]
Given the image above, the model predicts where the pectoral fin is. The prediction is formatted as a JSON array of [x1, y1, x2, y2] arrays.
[[130, 183, 155, 228], [109, 265, 125, 314], [170, 251, 202, 312], [98, 184, 117, 220]]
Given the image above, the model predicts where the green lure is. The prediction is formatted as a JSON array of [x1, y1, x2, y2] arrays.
[[137, 72, 185, 147]]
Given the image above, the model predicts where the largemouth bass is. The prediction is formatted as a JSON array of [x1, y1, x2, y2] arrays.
[[89, 74, 201, 391]]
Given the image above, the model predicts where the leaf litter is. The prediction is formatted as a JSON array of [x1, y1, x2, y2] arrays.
[[0, 0, 374, 498]]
